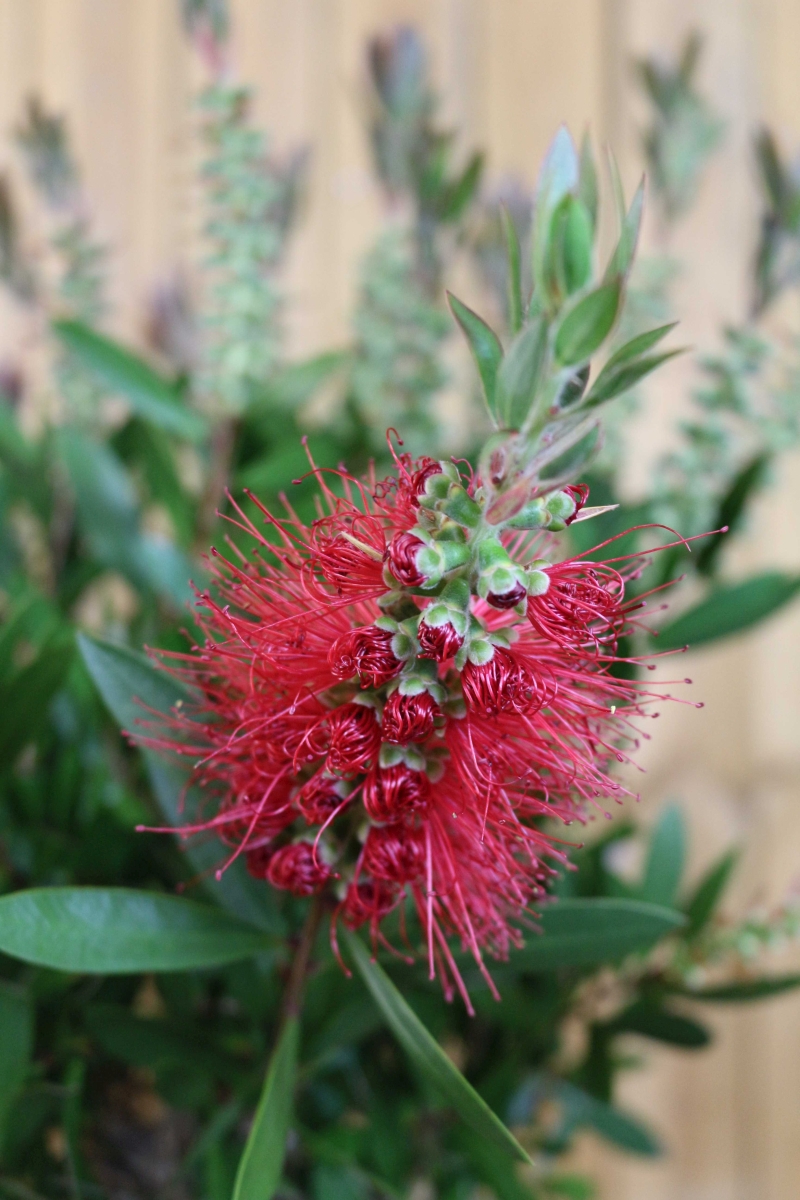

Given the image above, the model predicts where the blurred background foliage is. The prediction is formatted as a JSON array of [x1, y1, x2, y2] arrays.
[[1, 6, 800, 1200]]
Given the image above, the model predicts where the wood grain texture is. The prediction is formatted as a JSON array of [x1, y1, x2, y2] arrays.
[[0, 1, 798, 1195]]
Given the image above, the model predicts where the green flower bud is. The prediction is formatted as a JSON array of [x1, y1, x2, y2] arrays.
[[467, 639, 495, 666], [505, 498, 549, 530], [546, 489, 578, 520], [527, 568, 550, 596], [439, 484, 483, 528]]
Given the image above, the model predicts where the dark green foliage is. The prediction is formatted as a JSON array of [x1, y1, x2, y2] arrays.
[[655, 572, 800, 650], [0, 18, 798, 1200], [753, 128, 800, 313], [637, 33, 724, 223]]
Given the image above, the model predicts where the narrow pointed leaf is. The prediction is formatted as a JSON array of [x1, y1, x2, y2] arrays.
[[0, 887, 271, 973], [604, 323, 678, 369], [578, 132, 598, 229], [697, 454, 771, 576], [532, 127, 579, 299], [557, 1079, 661, 1156], [555, 282, 621, 365], [684, 848, 739, 937], [609, 1001, 711, 1047], [604, 179, 644, 281], [447, 292, 503, 422], [233, 1017, 299, 1200], [585, 349, 683, 406], [677, 975, 800, 1002], [538, 424, 601, 485], [560, 198, 594, 293], [53, 319, 206, 441], [510, 898, 684, 970], [344, 929, 531, 1164], [495, 318, 548, 429], [58, 429, 195, 606], [78, 634, 284, 934], [641, 805, 686, 908], [655, 573, 800, 650], [501, 206, 523, 334], [0, 983, 33, 1151], [0, 635, 74, 766]]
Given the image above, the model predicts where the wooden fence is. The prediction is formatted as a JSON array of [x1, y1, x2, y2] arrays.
[[1, 1, 799, 1195]]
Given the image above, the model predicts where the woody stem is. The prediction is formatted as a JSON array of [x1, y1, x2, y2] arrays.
[[282, 894, 325, 1021]]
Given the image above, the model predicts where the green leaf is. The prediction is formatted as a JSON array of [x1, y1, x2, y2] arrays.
[[53, 319, 206, 442], [560, 198, 594, 294], [578, 132, 598, 230], [609, 1001, 711, 1048], [246, 350, 350, 417], [585, 349, 683, 407], [237, 436, 339, 496], [655, 572, 800, 651], [0, 887, 270, 973], [501, 206, 523, 335], [0, 634, 74, 766], [543, 1174, 595, 1199], [697, 454, 771, 576], [304, 995, 382, 1068], [554, 282, 621, 366], [113, 418, 195, 545], [0, 983, 33, 1154], [439, 151, 484, 222], [510, 898, 685, 971], [85, 1003, 243, 1080], [451, 1127, 533, 1200], [57, 428, 196, 606], [684, 848, 739, 938], [557, 1079, 661, 1156], [641, 805, 686, 908], [78, 634, 284, 935], [495, 318, 548, 430], [604, 179, 644, 281], [233, 1017, 299, 1200], [343, 928, 531, 1164], [678, 975, 800, 1003], [447, 293, 503, 422], [603, 323, 678, 369], [539, 424, 600, 484], [532, 127, 580, 301]]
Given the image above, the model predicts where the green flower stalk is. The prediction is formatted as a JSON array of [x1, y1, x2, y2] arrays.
[[195, 83, 305, 415]]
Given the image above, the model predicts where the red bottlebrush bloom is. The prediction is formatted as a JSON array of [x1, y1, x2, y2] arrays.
[[527, 560, 627, 653], [381, 691, 439, 743], [418, 618, 463, 661], [487, 580, 529, 610], [362, 823, 426, 883], [140, 443, 689, 1011], [564, 483, 590, 523], [267, 842, 332, 896], [461, 648, 545, 717], [362, 764, 430, 822], [406, 456, 442, 506], [386, 530, 426, 586], [329, 626, 402, 689], [296, 772, 350, 825], [245, 843, 278, 879], [341, 878, 400, 930], [325, 703, 381, 775]]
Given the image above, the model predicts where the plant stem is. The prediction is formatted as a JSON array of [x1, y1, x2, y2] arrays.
[[282, 895, 325, 1022], [197, 416, 237, 545]]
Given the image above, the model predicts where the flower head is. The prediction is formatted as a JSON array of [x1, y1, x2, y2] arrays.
[[143, 447, 685, 1011]]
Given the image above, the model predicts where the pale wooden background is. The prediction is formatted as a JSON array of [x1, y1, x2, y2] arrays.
[[1, 2, 800, 1197]]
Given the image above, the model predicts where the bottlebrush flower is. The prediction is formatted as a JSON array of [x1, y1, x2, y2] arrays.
[[417, 616, 463, 660], [381, 691, 439, 743], [142, 448, 690, 1012]]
